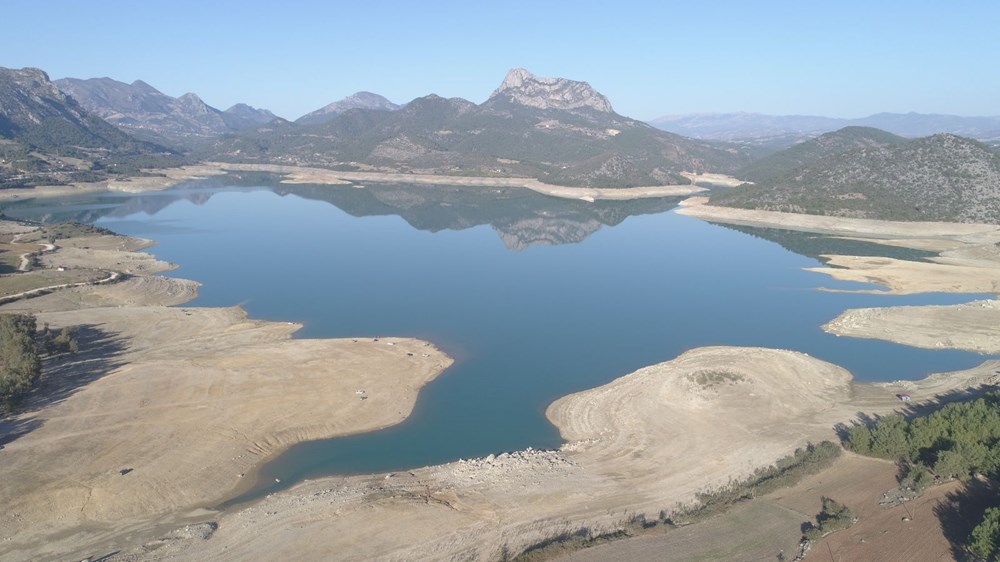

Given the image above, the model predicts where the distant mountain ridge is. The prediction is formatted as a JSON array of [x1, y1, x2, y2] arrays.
[[296, 92, 400, 125], [651, 112, 1000, 143], [713, 127, 1000, 223], [0, 67, 182, 188], [54, 76, 277, 145], [200, 68, 749, 188]]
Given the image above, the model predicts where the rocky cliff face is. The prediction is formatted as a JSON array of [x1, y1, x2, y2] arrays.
[[0, 68, 94, 126], [0, 67, 180, 187], [488, 68, 614, 113], [296, 92, 400, 125], [55, 77, 275, 145]]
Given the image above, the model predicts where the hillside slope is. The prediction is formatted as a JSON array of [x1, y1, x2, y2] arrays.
[[713, 130, 1000, 223]]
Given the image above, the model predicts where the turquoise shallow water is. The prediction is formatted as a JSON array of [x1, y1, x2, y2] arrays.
[[3, 178, 991, 504]]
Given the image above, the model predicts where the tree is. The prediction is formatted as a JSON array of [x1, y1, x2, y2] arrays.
[[0, 314, 40, 403], [970, 507, 1000, 561]]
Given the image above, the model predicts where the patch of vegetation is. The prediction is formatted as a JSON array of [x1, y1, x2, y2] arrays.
[[971, 507, 1000, 561], [0, 314, 40, 405], [802, 497, 855, 540], [40, 323, 78, 355], [0, 269, 100, 298], [688, 369, 746, 388], [671, 441, 842, 525], [504, 441, 841, 561], [18, 222, 114, 244], [845, 392, 1000, 557]]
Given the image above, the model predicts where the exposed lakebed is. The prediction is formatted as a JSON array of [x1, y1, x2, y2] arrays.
[[3, 176, 991, 503]]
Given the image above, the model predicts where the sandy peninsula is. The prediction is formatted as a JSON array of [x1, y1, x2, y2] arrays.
[[0, 223, 451, 561]]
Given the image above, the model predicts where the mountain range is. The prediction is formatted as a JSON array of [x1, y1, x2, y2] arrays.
[[2, 64, 999, 224], [651, 112, 1000, 145], [54, 77, 278, 145], [199, 68, 750, 187]]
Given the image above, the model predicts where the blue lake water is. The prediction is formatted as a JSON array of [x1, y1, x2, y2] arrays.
[[3, 178, 991, 504]]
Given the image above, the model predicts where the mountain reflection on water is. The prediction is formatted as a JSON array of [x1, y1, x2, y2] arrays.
[[1, 172, 683, 251]]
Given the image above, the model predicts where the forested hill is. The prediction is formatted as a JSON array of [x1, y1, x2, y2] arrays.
[[712, 128, 1000, 223]]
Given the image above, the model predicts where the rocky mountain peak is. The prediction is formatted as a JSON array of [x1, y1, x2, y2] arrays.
[[1, 67, 60, 98], [489, 68, 614, 113], [0, 67, 80, 123], [130, 79, 159, 93]]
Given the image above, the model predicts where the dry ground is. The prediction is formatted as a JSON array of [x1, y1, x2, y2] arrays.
[[0, 222, 451, 561], [122, 349, 999, 562]]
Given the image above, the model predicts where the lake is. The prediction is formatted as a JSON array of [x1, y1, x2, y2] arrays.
[[2, 175, 989, 503]]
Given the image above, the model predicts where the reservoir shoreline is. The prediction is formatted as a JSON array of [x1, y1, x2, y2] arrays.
[[1, 175, 999, 559]]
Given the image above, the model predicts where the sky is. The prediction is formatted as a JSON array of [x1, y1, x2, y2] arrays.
[[4, 1, 999, 121]]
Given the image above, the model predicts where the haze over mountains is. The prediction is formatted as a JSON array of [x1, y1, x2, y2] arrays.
[[651, 112, 1000, 144]]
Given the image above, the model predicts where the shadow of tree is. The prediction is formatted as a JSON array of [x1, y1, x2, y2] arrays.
[[1, 324, 127, 446], [933, 478, 1000, 561], [28, 324, 128, 411], [898, 385, 1000, 421], [0, 417, 42, 449]]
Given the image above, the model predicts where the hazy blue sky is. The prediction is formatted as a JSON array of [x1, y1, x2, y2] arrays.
[[4, 1, 997, 120]]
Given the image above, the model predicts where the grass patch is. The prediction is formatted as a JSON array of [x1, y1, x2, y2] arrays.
[[0, 243, 39, 272], [17, 223, 113, 244], [0, 269, 102, 297], [505, 441, 842, 561]]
